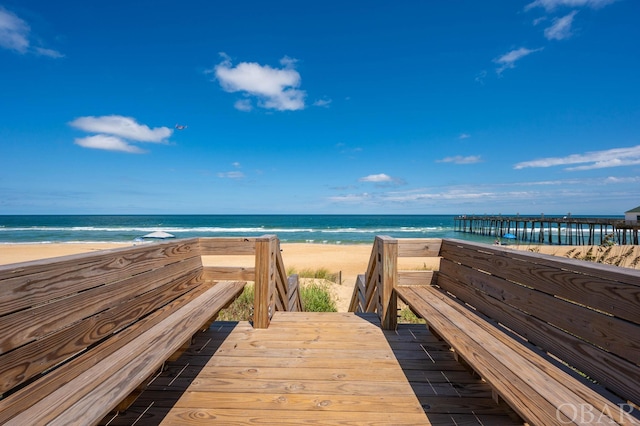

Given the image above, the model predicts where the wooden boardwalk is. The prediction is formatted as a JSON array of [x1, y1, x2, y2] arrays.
[[101, 312, 521, 425]]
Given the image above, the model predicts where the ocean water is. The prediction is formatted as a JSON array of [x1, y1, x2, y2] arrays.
[[0, 215, 493, 245]]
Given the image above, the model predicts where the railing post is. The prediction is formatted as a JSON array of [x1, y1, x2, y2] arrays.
[[254, 235, 277, 328], [378, 236, 398, 330]]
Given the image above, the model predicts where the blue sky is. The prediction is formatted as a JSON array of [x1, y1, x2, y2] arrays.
[[1, 0, 639, 215]]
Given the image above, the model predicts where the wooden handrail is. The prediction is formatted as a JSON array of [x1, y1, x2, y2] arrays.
[[198, 236, 302, 328], [349, 237, 442, 329], [252, 235, 302, 328]]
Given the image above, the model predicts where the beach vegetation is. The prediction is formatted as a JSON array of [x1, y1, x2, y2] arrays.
[[288, 267, 340, 283], [217, 278, 338, 321], [398, 305, 426, 324], [564, 235, 640, 268], [299, 280, 337, 312], [217, 283, 255, 322]]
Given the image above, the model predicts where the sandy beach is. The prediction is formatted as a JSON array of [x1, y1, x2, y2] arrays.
[[1, 242, 638, 312]]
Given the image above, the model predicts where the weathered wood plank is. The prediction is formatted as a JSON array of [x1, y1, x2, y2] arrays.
[[397, 238, 442, 258], [440, 239, 640, 324], [398, 286, 639, 426], [107, 312, 524, 426], [439, 258, 639, 364], [0, 240, 200, 316], [436, 271, 640, 410], [398, 270, 436, 286], [197, 237, 257, 255], [201, 265, 255, 281], [3, 281, 246, 426], [159, 408, 431, 425], [0, 279, 217, 424], [1, 257, 203, 353], [0, 267, 203, 393]]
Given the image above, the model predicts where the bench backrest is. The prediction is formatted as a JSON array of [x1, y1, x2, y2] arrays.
[[437, 238, 640, 407], [0, 238, 203, 398]]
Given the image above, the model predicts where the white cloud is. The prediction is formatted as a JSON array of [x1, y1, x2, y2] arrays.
[[212, 53, 306, 111], [313, 98, 332, 108], [544, 10, 578, 40], [494, 47, 543, 74], [358, 173, 406, 186], [33, 46, 65, 58], [359, 173, 394, 183], [384, 189, 496, 203], [234, 99, 253, 112], [0, 6, 63, 57], [0, 7, 29, 53], [70, 115, 172, 143], [74, 135, 145, 154], [525, 0, 617, 12], [218, 171, 245, 179], [514, 145, 640, 170], [458, 133, 471, 140], [474, 70, 487, 84], [328, 193, 371, 203], [70, 115, 172, 154], [437, 155, 482, 164], [604, 176, 640, 184]]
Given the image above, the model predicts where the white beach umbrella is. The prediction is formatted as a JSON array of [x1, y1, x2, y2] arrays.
[[142, 231, 175, 239]]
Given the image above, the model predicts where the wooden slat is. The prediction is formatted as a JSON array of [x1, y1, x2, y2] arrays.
[[3, 281, 246, 426], [287, 274, 302, 311], [397, 238, 442, 257], [436, 269, 640, 407], [0, 239, 200, 316], [0, 238, 200, 280], [1, 256, 203, 353], [398, 270, 436, 286], [202, 265, 255, 281], [108, 313, 522, 426], [421, 282, 640, 424], [439, 258, 639, 364], [440, 239, 640, 324], [0, 267, 204, 393], [397, 286, 637, 426], [197, 237, 257, 255], [0, 279, 217, 424]]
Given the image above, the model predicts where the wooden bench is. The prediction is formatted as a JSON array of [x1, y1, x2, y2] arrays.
[[0, 238, 246, 425], [355, 237, 640, 426]]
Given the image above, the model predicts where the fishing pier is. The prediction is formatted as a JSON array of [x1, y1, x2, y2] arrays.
[[455, 214, 640, 245]]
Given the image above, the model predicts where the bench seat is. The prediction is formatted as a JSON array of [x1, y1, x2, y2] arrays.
[[397, 285, 640, 426], [0, 278, 245, 425]]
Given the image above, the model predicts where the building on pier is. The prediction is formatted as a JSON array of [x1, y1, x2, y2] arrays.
[[625, 205, 640, 224]]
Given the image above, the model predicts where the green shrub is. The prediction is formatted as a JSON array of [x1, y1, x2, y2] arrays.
[[398, 306, 426, 324], [217, 278, 338, 321], [300, 280, 337, 312], [217, 284, 254, 321]]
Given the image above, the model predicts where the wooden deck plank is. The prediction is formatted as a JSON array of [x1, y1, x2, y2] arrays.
[[104, 312, 521, 425]]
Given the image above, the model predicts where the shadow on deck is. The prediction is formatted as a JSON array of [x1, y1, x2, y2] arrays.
[[101, 313, 521, 425]]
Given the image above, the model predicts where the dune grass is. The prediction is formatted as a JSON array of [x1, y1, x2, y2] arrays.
[[299, 280, 338, 312], [288, 266, 340, 283], [564, 234, 640, 268], [217, 276, 337, 322]]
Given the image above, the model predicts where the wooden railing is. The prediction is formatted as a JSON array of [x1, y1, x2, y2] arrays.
[[348, 236, 440, 329], [198, 235, 302, 328]]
